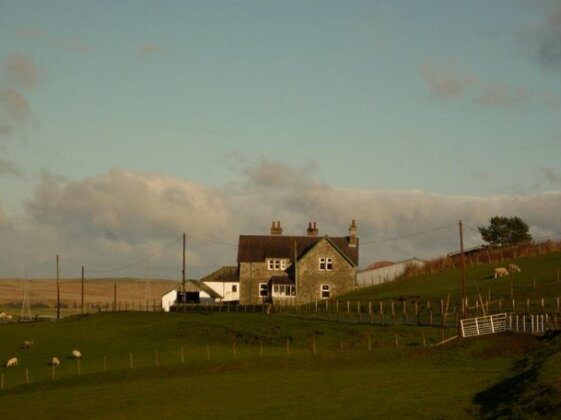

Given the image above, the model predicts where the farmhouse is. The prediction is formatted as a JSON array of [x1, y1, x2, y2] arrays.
[[237, 220, 359, 305], [356, 258, 425, 287]]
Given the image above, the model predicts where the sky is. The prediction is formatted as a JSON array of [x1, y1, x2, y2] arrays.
[[0, 0, 560, 279]]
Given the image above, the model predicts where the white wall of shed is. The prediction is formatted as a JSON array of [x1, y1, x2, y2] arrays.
[[356, 260, 425, 287]]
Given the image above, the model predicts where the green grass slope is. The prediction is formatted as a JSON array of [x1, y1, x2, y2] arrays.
[[0, 311, 557, 419], [345, 252, 561, 314]]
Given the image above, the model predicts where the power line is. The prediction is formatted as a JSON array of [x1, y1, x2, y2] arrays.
[[360, 223, 456, 246], [87, 236, 182, 274], [185, 234, 238, 247]]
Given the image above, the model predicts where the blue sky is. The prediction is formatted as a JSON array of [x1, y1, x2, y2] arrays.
[[1, 1, 560, 278]]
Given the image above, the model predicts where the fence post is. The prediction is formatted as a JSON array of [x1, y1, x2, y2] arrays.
[[428, 300, 433, 326], [336, 300, 340, 321], [312, 337, 317, 355]]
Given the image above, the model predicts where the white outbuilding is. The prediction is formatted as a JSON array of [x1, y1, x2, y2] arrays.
[[356, 258, 425, 287]]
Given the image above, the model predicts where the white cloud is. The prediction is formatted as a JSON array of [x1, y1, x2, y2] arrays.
[[0, 158, 23, 178], [4, 54, 38, 90], [1, 165, 560, 279], [419, 59, 475, 99]]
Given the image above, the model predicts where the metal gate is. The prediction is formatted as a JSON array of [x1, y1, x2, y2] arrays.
[[460, 313, 510, 338]]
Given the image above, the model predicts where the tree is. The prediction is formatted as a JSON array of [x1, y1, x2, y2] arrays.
[[478, 216, 532, 247]]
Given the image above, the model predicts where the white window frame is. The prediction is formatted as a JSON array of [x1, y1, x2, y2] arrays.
[[272, 284, 296, 298], [232, 284, 237, 293], [267, 259, 287, 271], [259, 283, 268, 297], [320, 284, 331, 299], [319, 257, 333, 271]]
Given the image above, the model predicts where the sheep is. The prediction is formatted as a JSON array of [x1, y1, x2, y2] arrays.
[[494, 267, 509, 278], [23, 339, 34, 349], [72, 350, 82, 359], [51, 357, 60, 367], [5, 357, 18, 368], [509, 264, 521, 273]]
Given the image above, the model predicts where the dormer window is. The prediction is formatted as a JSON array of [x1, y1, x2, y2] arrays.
[[319, 257, 333, 271], [267, 259, 287, 271]]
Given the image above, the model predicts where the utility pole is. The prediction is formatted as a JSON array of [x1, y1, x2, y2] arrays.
[[56, 254, 60, 320], [182, 232, 186, 312], [459, 220, 467, 318], [294, 240, 298, 305], [81, 266, 84, 314]]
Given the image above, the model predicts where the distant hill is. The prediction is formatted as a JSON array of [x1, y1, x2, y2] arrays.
[[0, 278, 181, 307]]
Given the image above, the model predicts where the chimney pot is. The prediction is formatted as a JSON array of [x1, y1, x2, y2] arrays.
[[271, 221, 283, 235]]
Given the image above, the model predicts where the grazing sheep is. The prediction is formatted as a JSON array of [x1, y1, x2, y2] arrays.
[[23, 339, 34, 349], [6, 357, 18, 367], [72, 350, 82, 359], [51, 357, 60, 367], [494, 267, 509, 278], [509, 264, 521, 273]]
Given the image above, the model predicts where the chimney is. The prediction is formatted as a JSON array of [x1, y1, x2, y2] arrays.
[[306, 221, 319, 237], [349, 219, 357, 247], [270, 221, 283, 235]]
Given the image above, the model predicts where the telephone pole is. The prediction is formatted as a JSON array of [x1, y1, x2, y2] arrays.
[[56, 254, 60, 320], [81, 265, 84, 314], [182, 232, 186, 312], [459, 220, 467, 318]]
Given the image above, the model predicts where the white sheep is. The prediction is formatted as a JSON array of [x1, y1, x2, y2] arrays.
[[23, 339, 33, 349], [6, 357, 18, 367], [72, 350, 82, 359], [509, 264, 521, 273], [494, 267, 509, 278], [51, 357, 60, 367]]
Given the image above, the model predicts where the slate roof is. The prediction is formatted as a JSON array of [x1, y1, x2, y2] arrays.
[[237, 235, 359, 266], [269, 275, 295, 285], [183, 280, 222, 299], [199, 266, 239, 283]]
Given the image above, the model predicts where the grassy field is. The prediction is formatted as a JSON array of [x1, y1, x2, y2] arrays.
[[342, 252, 561, 315], [1, 252, 561, 418], [0, 311, 560, 419]]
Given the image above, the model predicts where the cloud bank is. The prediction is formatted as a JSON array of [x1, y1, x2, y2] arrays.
[[1, 164, 560, 279]]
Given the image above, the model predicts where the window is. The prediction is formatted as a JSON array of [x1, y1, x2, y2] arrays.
[[259, 283, 269, 297], [319, 257, 333, 271], [267, 259, 287, 271], [232, 284, 237, 292], [272, 284, 296, 297], [321, 284, 331, 299]]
